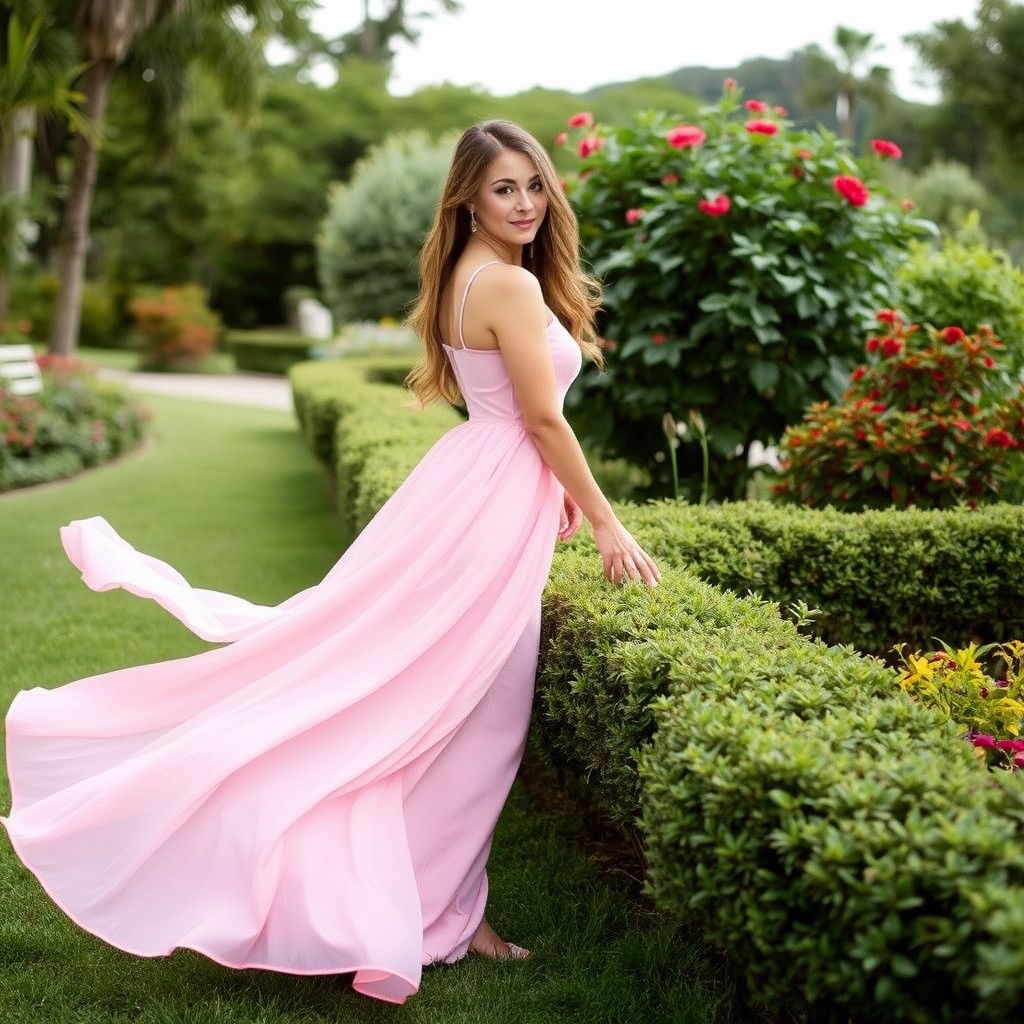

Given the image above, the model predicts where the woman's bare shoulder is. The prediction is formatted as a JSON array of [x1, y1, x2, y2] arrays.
[[472, 263, 544, 308]]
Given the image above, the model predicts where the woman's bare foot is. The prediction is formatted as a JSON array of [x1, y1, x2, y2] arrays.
[[469, 916, 530, 959]]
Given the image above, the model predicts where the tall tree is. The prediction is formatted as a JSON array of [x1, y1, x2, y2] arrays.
[[802, 25, 892, 141], [0, 4, 86, 318], [48, 0, 314, 354], [909, 0, 1024, 184]]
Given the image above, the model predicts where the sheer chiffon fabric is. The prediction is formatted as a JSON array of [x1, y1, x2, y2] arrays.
[[2, 267, 582, 1004]]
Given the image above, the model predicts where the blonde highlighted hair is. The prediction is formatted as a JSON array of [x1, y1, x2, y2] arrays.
[[406, 120, 602, 406]]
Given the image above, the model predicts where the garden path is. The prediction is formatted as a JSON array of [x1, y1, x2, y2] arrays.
[[98, 367, 292, 411]]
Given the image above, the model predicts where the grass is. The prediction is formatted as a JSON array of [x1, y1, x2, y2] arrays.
[[0, 394, 737, 1024]]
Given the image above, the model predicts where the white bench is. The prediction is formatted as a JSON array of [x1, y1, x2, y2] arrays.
[[0, 344, 43, 396]]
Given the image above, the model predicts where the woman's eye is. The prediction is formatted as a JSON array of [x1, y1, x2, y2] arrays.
[[530, 181, 543, 191]]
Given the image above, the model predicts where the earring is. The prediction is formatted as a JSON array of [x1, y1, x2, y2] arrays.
[[470, 209, 477, 233]]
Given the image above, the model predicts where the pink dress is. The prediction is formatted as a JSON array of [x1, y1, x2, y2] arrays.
[[1, 263, 582, 1004]]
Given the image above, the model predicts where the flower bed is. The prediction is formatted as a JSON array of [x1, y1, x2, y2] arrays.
[[0, 353, 149, 492]]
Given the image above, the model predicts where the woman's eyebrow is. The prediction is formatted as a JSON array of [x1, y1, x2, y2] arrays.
[[489, 175, 542, 186]]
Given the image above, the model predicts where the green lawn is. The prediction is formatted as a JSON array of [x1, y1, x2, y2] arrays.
[[0, 394, 735, 1024]]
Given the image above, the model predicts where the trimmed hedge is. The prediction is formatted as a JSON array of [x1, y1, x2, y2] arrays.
[[228, 331, 313, 375], [290, 357, 1024, 1021], [621, 500, 1024, 656]]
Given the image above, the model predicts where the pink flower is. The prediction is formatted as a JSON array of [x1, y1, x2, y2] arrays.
[[568, 111, 593, 128], [625, 208, 645, 225], [901, 198, 915, 211], [996, 739, 1024, 752], [652, 333, 666, 345], [972, 733, 997, 750], [796, 148, 813, 160], [723, 77, 737, 91], [774, 105, 788, 116], [871, 138, 903, 159], [697, 194, 731, 218], [833, 175, 870, 207], [745, 119, 778, 136], [578, 136, 603, 159], [555, 131, 568, 146], [745, 99, 768, 113], [953, 418, 971, 431], [942, 326, 966, 344], [667, 124, 706, 149]]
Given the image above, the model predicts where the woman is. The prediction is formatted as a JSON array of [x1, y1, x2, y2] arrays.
[[1, 119, 659, 1005]]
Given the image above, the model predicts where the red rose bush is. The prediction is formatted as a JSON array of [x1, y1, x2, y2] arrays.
[[561, 84, 925, 499]]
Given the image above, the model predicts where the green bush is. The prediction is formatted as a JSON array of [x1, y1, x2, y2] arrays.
[[8, 273, 121, 348], [905, 159, 991, 236], [317, 131, 454, 323], [228, 330, 312, 374], [0, 354, 149, 491], [563, 86, 929, 500], [290, 353, 1024, 1020], [898, 235, 1024, 373], [620, 499, 1024, 656], [774, 314, 1024, 510]]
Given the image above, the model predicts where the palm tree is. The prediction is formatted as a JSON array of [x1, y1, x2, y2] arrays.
[[803, 25, 892, 142], [49, 0, 313, 354], [0, 7, 88, 319]]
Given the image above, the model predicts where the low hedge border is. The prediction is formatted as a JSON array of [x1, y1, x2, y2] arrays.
[[290, 358, 1024, 1021], [229, 331, 313, 375]]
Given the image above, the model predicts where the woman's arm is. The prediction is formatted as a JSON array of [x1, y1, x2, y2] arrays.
[[477, 266, 660, 587]]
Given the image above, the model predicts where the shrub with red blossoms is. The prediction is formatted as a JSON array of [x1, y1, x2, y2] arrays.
[[562, 84, 924, 500], [774, 311, 1024, 510], [567, 111, 593, 128], [870, 138, 903, 159], [833, 174, 870, 207]]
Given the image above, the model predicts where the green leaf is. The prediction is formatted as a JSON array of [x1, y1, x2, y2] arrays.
[[796, 291, 817, 319], [749, 361, 780, 394], [813, 284, 840, 309], [773, 272, 805, 295], [698, 293, 730, 313]]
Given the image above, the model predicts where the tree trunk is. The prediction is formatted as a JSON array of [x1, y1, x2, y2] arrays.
[[50, 59, 114, 355], [0, 107, 36, 321]]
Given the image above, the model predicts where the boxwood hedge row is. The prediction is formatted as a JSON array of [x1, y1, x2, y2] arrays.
[[290, 358, 1024, 1021]]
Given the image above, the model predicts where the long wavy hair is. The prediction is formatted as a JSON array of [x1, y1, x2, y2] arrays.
[[406, 120, 603, 406]]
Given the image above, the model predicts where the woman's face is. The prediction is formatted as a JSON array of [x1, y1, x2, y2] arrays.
[[471, 149, 548, 250]]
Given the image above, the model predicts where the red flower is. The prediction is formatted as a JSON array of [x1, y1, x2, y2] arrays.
[[745, 99, 768, 113], [953, 419, 971, 431], [774, 105, 788, 116], [578, 136, 603, 158], [625, 208, 645, 225], [554, 131, 568, 146], [851, 367, 865, 381], [667, 124, 707, 149], [942, 326, 966, 344], [866, 337, 880, 353], [881, 336, 902, 357], [568, 111, 593, 127], [876, 310, 898, 324], [796, 148, 813, 160], [791, 165, 804, 179], [697, 194, 731, 218], [559, 178, 567, 191], [789, 435, 803, 447], [901, 198, 915, 211], [855, 429, 867, 441], [871, 402, 887, 413], [745, 119, 778, 136], [661, 173, 679, 186], [652, 333, 666, 345], [983, 356, 995, 368], [870, 138, 903, 159], [723, 77, 737, 91], [985, 428, 1014, 448], [833, 175, 869, 206]]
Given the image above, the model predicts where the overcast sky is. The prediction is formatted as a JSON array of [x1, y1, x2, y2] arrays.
[[307, 0, 982, 102]]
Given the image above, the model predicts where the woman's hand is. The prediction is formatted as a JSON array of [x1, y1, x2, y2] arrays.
[[558, 491, 584, 542], [591, 517, 661, 588]]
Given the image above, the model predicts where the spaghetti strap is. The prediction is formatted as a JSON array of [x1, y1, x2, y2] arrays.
[[456, 261, 502, 350]]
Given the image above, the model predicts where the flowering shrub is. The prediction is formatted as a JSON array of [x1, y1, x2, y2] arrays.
[[128, 284, 221, 370], [561, 82, 927, 499], [0, 355, 149, 491], [773, 310, 1024, 509], [896, 640, 1024, 772]]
